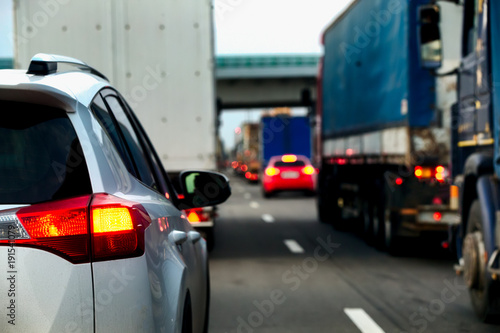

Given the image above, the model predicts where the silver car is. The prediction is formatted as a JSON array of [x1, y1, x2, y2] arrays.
[[0, 54, 230, 333]]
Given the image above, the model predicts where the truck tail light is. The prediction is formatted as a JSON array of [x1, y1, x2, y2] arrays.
[[0, 194, 151, 264], [185, 208, 211, 223], [415, 165, 448, 182], [435, 166, 445, 182]]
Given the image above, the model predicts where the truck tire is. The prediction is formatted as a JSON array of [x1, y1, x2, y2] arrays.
[[463, 200, 500, 321], [371, 202, 386, 249], [205, 228, 215, 252], [362, 200, 374, 245], [317, 185, 334, 223], [384, 210, 401, 255], [262, 189, 273, 198]]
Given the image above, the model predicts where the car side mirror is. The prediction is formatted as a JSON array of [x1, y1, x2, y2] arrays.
[[418, 5, 443, 69], [177, 170, 231, 209]]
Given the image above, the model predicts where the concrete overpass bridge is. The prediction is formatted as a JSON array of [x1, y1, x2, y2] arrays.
[[1, 54, 319, 111], [215, 54, 319, 111]]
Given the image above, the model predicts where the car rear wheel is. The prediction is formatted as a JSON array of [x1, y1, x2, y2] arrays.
[[263, 189, 273, 198]]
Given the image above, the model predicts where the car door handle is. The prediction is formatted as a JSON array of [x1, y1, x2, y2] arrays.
[[169, 230, 188, 245], [188, 231, 201, 244]]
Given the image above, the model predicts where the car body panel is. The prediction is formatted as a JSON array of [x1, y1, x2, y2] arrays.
[[0, 245, 94, 333], [0, 66, 210, 332]]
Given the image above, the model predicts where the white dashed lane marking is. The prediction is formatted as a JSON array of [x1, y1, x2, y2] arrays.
[[344, 308, 385, 333], [249, 201, 260, 209], [284, 239, 305, 254], [261, 214, 275, 223]]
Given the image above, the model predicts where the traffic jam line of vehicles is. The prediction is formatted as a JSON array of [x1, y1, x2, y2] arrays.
[[316, 0, 500, 322], [231, 111, 317, 198]]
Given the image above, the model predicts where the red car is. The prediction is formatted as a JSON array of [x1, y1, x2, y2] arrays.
[[262, 155, 317, 197]]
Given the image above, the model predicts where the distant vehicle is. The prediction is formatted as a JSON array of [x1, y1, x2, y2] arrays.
[[418, 0, 500, 321], [316, 0, 461, 253], [262, 155, 317, 198], [0, 54, 231, 332], [261, 115, 312, 168], [13, 0, 220, 251]]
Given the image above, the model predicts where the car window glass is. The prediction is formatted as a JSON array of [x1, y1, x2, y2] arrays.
[[121, 99, 173, 199], [274, 161, 306, 167], [104, 95, 157, 189], [90, 94, 137, 177], [0, 101, 92, 204]]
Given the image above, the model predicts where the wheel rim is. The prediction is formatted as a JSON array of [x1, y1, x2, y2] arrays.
[[463, 231, 485, 290]]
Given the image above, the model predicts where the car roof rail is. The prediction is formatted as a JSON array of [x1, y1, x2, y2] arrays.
[[27, 53, 109, 81]]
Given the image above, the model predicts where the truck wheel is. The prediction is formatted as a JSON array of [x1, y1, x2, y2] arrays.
[[317, 188, 334, 223], [463, 200, 500, 321], [362, 201, 374, 245], [202, 228, 215, 252], [384, 210, 401, 255], [372, 203, 385, 249]]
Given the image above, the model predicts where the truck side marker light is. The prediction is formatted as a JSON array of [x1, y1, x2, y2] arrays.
[[433, 212, 442, 221]]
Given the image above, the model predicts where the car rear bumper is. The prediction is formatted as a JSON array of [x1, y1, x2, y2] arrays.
[[0, 246, 94, 333], [263, 177, 315, 192]]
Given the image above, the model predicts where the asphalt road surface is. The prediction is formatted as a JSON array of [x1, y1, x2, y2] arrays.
[[208, 174, 499, 333]]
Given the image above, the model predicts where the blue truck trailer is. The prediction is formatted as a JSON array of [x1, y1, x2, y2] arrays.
[[420, 0, 500, 321], [316, 0, 461, 253], [261, 115, 312, 167]]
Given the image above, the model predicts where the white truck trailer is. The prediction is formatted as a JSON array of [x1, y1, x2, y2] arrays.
[[13, 0, 218, 248]]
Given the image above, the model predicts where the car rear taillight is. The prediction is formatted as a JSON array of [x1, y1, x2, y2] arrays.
[[302, 165, 315, 175], [0, 194, 151, 264], [265, 167, 280, 177], [90, 194, 150, 261]]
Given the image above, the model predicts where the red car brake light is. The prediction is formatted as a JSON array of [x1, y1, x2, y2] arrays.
[[265, 167, 280, 177], [0, 193, 151, 264], [12, 196, 91, 263], [90, 194, 151, 261], [282, 155, 297, 163], [302, 165, 315, 175]]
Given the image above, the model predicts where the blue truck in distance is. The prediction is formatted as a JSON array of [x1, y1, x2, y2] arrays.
[[261, 115, 312, 168], [420, 0, 500, 321], [316, 0, 461, 253]]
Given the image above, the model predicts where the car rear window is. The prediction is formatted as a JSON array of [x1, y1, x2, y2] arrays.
[[0, 101, 92, 204], [274, 160, 306, 167]]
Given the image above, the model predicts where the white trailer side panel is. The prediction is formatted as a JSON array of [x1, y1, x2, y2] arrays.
[[14, 0, 216, 172]]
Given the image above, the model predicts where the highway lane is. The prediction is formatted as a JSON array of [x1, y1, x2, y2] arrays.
[[208, 174, 499, 333]]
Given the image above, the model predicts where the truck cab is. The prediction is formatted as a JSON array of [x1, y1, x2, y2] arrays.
[[418, 0, 500, 321]]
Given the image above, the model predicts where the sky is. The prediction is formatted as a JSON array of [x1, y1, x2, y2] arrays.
[[0, 0, 353, 150], [213, 0, 353, 55]]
